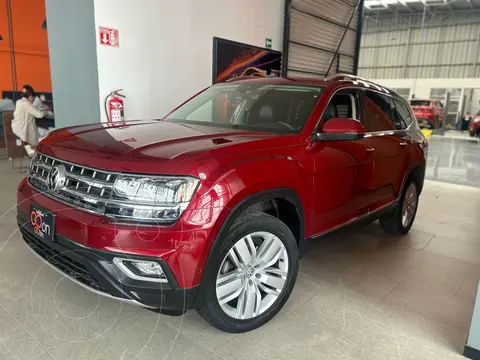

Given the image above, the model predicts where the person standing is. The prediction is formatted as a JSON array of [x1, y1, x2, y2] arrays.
[[11, 88, 48, 157]]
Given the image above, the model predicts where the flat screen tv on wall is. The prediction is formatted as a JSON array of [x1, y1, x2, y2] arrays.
[[212, 37, 282, 84]]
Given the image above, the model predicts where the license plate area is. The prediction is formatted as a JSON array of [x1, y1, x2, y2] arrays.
[[30, 204, 55, 242]]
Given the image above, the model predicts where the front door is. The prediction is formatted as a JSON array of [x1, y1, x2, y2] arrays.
[[309, 89, 375, 236]]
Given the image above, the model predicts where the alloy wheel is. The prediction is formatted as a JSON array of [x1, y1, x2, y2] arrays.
[[401, 183, 418, 228], [215, 231, 289, 320]]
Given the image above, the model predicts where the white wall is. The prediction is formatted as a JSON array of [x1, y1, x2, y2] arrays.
[[372, 78, 480, 99], [359, 11, 480, 79], [93, 0, 285, 122]]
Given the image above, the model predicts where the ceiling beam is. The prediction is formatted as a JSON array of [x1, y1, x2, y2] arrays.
[[443, 0, 454, 10], [398, 0, 414, 12]]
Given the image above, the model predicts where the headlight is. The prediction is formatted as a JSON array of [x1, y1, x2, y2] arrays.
[[473, 118, 480, 123], [105, 176, 199, 223]]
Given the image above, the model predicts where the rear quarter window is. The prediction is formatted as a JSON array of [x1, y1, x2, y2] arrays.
[[393, 99, 414, 128]]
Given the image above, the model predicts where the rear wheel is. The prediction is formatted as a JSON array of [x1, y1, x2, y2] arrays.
[[379, 180, 419, 235], [197, 211, 299, 333]]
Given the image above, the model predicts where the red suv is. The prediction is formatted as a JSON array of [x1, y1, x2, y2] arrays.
[[469, 113, 480, 137], [409, 99, 444, 129], [17, 75, 427, 333]]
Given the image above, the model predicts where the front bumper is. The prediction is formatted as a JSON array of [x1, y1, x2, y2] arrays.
[[17, 210, 199, 312]]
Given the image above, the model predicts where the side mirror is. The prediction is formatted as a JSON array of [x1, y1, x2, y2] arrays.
[[314, 118, 366, 141]]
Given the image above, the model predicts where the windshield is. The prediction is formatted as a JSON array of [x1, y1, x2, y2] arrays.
[[165, 83, 324, 133], [410, 100, 431, 107]]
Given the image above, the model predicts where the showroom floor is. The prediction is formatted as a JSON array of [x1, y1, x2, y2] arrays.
[[0, 136, 479, 360]]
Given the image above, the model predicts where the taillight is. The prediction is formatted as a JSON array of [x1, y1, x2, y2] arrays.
[[421, 138, 429, 159]]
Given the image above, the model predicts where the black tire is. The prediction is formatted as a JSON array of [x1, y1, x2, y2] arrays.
[[197, 211, 299, 333], [379, 179, 419, 235]]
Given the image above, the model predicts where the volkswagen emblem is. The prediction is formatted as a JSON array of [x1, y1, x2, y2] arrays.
[[46, 165, 67, 193]]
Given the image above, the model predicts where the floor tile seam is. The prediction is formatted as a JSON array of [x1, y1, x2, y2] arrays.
[[0, 302, 56, 360]]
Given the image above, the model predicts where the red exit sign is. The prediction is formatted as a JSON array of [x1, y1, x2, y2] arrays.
[[99, 27, 119, 47]]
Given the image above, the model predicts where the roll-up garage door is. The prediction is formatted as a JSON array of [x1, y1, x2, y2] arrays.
[[282, 0, 364, 78]]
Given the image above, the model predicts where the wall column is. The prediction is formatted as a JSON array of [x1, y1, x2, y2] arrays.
[[45, 0, 101, 128]]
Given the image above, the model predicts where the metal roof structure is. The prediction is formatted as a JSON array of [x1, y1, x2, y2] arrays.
[[364, 0, 480, 13]]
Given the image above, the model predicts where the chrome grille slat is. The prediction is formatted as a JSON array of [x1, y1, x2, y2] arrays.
[[27, 152, 118, 214], [35, 162, 52, 172], [65, 174, 113, 189]]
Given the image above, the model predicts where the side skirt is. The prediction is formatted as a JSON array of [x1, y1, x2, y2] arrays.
[[299, 201, 398, 257]]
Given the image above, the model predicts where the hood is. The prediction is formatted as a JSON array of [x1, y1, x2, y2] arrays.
[[38, 120, 277, 173]]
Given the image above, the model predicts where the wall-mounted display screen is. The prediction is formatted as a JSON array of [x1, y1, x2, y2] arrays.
[[212, 37, 282, 84]]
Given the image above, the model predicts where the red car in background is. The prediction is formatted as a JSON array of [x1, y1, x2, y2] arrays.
[[470, 114, 480, 137], [410, 99, 444, 129]]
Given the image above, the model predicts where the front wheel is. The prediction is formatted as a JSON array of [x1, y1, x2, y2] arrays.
[[197, 211, 299, 333], [379, 180, 419, 235]]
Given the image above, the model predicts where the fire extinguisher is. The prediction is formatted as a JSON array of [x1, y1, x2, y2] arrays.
[[104, 89, 126, 123]]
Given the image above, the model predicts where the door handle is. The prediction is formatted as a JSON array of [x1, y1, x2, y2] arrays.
[[365, 148, 375, 155], [399, 142, 407, 147]]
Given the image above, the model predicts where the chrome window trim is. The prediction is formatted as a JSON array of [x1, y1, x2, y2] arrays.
[[313, 86, 413, 135]]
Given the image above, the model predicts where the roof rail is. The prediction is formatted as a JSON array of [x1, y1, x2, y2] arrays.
[[325, 73, 391, 94], [324, 73, 369, 82]]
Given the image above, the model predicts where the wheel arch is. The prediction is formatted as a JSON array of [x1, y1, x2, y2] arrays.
[[400, 162, 426, 197], [192, 187, 305, 307], [221, 187, 305, 244]]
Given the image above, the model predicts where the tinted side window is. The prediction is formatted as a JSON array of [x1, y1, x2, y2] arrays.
[[387, 97, 405, 130], [393, 99, 413, 128], [363, 91, 395, 131]]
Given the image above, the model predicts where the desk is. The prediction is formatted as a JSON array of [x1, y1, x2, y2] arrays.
[[1, 111, 18, 157], [35, 117, 55, 129], [1, 111, 55, 157]]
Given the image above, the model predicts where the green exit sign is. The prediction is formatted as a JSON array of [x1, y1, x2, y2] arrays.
[[265, 38, 272, 49]]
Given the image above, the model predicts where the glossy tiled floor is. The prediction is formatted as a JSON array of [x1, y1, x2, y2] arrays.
[[427, 131, 480, 188], [0, 150, 479, 359]]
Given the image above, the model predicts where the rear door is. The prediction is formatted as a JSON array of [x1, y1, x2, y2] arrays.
[[361, 91, 409, 209]]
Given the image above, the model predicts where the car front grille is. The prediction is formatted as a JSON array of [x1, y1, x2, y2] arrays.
[[28, 152, 118, 214], [21, 228, 107, 293]]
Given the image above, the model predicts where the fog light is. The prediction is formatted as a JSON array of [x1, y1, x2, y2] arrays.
[[113, 258, 167, 283]]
